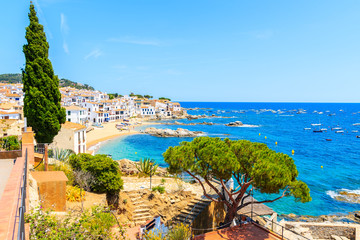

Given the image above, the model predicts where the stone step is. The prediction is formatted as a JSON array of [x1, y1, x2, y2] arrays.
[[180, 210, 199, 217], [132, 201, 145, 205], [176, 214, 195, 221], [134, 204, 149, 209], [133, 215, 152, 221], [134, 220, 147, 226], [190, 200, 211, 206], [130, 196, 142, 202], [133, 208, 150, 213], [133, 212, 150, 218]]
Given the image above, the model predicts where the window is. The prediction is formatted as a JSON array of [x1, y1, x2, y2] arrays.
[[68, 118, 71, 122]]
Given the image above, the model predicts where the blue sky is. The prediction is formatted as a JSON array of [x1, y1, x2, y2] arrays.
[[1, 0, 360, 102]]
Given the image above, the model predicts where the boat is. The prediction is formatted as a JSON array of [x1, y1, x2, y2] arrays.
[[353, 123, 360, 126], [326, 139, 332, 141], [331, 127, 342, 130], [335, 130, 344, 133], [320, 128, 327, 131], [357, 136, 360, 138], [313, 129, 323, 133], [304, 128, 311, 130], [352, 130, 359, 133], [311, 123, 321, 126]]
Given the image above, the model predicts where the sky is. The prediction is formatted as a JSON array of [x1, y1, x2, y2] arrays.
[[1, 0, 360, 102]]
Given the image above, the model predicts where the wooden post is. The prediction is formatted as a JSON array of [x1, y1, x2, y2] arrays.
[[44, 144, 48, 171]]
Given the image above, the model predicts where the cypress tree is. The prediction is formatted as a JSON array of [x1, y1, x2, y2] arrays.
[[22, 2, 65, 143]]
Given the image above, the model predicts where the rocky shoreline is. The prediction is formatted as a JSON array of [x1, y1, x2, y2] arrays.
[[144, 127, 204, 137], [280, 211, 360, 224], [165, 121, 215, 126]]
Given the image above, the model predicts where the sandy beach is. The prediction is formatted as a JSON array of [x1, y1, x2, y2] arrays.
[[86, 119, 158, 152]]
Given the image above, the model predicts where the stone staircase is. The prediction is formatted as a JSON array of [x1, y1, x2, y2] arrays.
[[126, 191, 152, 226], [173, 197, 212, 225]]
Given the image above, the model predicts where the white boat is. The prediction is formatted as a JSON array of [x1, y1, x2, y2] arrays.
[[353, 123, 360, 126], [335, 130, 344, 133], [352, 130, 358, 133], [304, 128, 311, 130], [311, 123, 322, 126], [332, 127, 342, 130], [320, 128, 327, 131]]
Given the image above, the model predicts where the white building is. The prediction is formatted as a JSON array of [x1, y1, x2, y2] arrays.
[[50, 122, 87, 154], [65, 105, 87, 125]]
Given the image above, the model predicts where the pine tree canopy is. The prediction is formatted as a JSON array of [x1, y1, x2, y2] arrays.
[[23, 3, 66, 143], [163, 137, 311, 223]]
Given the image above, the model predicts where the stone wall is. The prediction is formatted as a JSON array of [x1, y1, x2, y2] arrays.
[[192, 201, 226, 235], [0, 150, 21, 159], [285, 222, 359, 240]]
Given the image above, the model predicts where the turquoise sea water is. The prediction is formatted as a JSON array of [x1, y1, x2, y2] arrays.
[[97, 102, 360, 216]]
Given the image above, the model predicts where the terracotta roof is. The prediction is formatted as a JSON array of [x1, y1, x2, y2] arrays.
[[0, 111, 19, 115], [0, 102, 16, 110], [62, 121, 86, 131], [5, 94, 20, 97], [194, 223, 282, 240], [86, 101, 98, 105], [65, 105, 86, 111]]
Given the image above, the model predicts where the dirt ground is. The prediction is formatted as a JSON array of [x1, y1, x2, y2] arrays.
[[66, 176, 203, 227]]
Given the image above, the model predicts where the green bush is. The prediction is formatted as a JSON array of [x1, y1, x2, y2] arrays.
[[69, 153, 123, 209], [0, 135, 20, 150], [136, 158, 158, 177], [25, 205, 118, 239], [52, 162, 74, 185], [52, 148, 75, 162], [152, 185, 165, 194], [167, 223, 191, 240]]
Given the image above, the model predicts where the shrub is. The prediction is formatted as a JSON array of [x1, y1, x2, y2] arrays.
[[66, 185, 85, 202], [152, 185, 165, 194], [26, 205, 118, 239], [167, 223, 191, 240], [0, 135, 20, 150], [69, 153, 123, 209], [161, 178, 166, 185], [136, 158, 158, 177], [143, 230, 166, 240], [53, 162, 75, 185], [52, 148, 75, 162]]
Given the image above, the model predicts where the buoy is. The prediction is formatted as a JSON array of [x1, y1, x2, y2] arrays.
[[321, 166, 323, 168], [259, 133, 261, 136], [292, 150, 294, 155], [275, 141, 278, 145], [265, 136, 267, 139], [135, 152, 137, 154]]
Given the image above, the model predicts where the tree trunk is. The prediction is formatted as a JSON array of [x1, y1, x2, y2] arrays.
[[106, 191, 119, 210], [223, 205, 238, 227]]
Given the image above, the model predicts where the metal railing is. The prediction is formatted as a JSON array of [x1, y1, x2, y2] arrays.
[[242, 211, 311, 240], [15, 149, 28, 240]]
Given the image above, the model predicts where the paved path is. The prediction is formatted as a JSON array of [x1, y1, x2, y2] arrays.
[[0, 159, 14, 200]]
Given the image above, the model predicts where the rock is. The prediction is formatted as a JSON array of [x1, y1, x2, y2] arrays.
[[144, 127, 204, 137], [225, 121, 243, 127], [118, 159, 167, 176]]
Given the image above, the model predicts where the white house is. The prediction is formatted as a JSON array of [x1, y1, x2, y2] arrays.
[[0, 111, 21, 120], [50, 122, 87, 154], [65, 105, 87, 125]]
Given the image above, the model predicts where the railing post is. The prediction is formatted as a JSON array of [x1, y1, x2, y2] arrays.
[[44, 144, 48, 171], [271, 219, 273, 231], [282, 225, 284, 239]]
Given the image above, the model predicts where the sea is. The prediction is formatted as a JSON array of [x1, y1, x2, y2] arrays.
[[97, 102, 360, 217]]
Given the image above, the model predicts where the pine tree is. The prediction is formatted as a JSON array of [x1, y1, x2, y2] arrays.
[[22, 2, 66, 143]]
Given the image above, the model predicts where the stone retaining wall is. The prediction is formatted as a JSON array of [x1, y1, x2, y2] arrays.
[[0, 150, 21, 159], [285, 222, 359, 240]]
